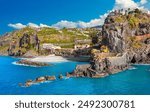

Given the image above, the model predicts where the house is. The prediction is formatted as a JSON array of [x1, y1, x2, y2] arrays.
[[74, 39, 91, 50], [74, 44, 90, 50], [42, 43, 61, 50]]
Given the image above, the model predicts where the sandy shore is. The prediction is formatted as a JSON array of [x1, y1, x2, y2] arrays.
[[27, 55, 70, 63]]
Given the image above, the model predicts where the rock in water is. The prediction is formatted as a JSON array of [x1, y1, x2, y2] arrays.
[[58, 75, 64, 79], [25, 80, 34, 87], [45, 76, 56, 81], [24, 76, 56, 87], [35, 77, 46, 83], [16, 59, 52, 67]]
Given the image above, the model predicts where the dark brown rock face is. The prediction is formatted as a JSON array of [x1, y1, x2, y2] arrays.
[[136, 23, 150, 35], [8, 33, 40, 56], [101, 11, 150, 53], [126, 45, 150, 64]]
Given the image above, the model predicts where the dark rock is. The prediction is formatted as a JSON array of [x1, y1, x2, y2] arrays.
[[45, 76, 56, 81], [24, 75, 56, 87], [58, 75, 64, 79], [145, 38, 150, 44], [16, 59, 52, 67], [72, 64, 91, 77], [8, 33, 40, 56], [35, 77, 46, 83], [25, 80, 33, 87]]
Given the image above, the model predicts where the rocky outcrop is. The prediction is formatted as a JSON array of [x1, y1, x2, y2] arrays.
[[126, 45, 150, 64], [70, 64, 92, 77], [23, 76, 56, 87], [58, 75, 64, 79], [101, 9, 150, 53], [70, 54, 129, 78], [8, 33, 40, 56], [102, 23, 127, 53], [72, 9, 150, 78], [136, 23, 150, 35], [16, 59, 52, 67]]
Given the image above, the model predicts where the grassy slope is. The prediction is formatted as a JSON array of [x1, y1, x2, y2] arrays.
[[0, 27, 98, 55]]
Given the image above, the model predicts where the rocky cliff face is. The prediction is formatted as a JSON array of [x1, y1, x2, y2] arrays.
[[71, 9, 150, 78], [7, 33, 40, 56], [101, 10, 150, 53]]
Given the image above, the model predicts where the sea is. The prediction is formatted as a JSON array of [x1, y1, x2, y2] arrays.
[[0, 56, 150, 95]]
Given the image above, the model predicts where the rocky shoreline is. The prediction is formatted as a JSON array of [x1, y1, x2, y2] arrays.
[[68, 63, 130, 78], [68, 9, 150, 78], [19, 75, 56, 87], [1, 9, 150, 84], [20, 74, 67, 87]]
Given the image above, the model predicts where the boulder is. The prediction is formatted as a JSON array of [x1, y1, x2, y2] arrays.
[[45, 76, 56, 81], [16, 59, 52, 67], [58, 75, 64, 79], [66, 72, 71, 78], [25, 80, 34, 87], [35, 77, 46, 83]]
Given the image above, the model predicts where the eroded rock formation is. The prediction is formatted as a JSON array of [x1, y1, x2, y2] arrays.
[[71, 9, 150, 78], [8, 33, 40, 57]]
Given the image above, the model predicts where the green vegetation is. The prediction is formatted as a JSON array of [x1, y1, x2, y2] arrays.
[[113, 8, 150, 29], [37, 27, 94, 48], [101, 45, 109, 53], [127, 36, 143, 49], [0, 45, 9, 54], [114, 15, 126, 23], [128, 15, 140, 29], [38, 28, 60, 35], [0, 27, 97, 52]]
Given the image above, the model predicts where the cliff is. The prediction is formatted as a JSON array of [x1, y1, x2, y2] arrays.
[[71, 8, 150, 78]]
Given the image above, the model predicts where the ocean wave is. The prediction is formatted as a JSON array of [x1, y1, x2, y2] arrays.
[[12, 61, 39, 67], [133, 64, 150, 66], [64, 77, 69, 80], [33, 81, 53, 86], [21, 81, 53, 88], [129, 67, 137, 70]]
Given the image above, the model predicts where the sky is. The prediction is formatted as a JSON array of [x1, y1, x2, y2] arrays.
[[0, 0, 150, 35]]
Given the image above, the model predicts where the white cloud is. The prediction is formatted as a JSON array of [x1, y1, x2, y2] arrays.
[[39, 23, 50, 28], [52, 0, 148, 28], [27, 23, 39, 28], [8, 23, 26, 29], [140, 0, 147, 5], [51, 13, 108, 29], [51, 20, 77, 28], [8, 23, 51, 29], [114, 0, 138, 9], [8, 0, 149, 29]]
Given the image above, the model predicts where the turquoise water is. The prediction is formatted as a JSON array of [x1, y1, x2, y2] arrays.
[[0, 56, 150, 95]]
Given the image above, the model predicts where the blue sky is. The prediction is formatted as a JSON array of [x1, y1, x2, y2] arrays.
[[0, 0, 149, 35]]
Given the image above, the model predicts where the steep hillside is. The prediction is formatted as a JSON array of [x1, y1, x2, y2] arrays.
[[0, 27, 99, 56]]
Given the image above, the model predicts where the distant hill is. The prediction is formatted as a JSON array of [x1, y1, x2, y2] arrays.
[[0, 27, 99, 56]]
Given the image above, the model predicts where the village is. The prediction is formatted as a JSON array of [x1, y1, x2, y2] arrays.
[[40, 39, 92, 61]]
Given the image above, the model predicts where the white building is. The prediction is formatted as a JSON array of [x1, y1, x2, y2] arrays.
[[42, 44, 61, 50]]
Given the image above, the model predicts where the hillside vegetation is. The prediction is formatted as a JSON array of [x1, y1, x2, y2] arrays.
[[0, 27, 99, 56]]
